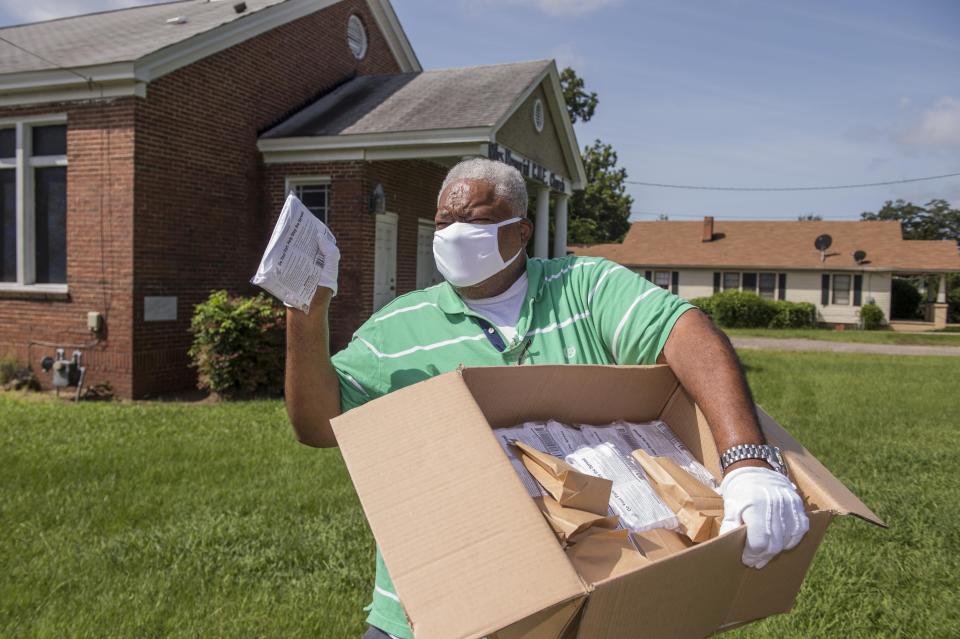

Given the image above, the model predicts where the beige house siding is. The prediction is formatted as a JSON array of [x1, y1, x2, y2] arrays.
[[629, 267, 892, 325], [497, 82, 571, 178]]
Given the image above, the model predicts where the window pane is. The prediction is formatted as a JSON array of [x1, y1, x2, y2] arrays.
[[833, 274, 851, 304], [1, 169, 15, 282], [32, 125, 66, 156], [759, 272, 776, 299], [34, 166, 67, 283], [723, 272, 739, 291], [742, 272, 757, 292], [294, 183, 328, 223], [654, 270, 671, 289], [0, 129, 14, 159]]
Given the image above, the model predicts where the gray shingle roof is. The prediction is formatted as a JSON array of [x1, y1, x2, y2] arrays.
[[0, 0, 287, 74], [261, 59, 550, 137]]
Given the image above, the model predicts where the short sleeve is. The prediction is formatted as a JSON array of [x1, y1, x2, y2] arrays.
[[586, 260, 694, 364], [331, 324, 383, 413]]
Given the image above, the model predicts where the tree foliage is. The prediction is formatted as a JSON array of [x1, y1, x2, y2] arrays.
[[568, 140, 633, 243], [798, 214, 823, 221], [559, 67, 598, 125], [559, 67, 633, 244]]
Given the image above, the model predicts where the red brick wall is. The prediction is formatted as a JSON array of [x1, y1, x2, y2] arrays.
[[0, 99, 137, 398], [131, 0, 403, 397], [263, 159, 447, 351]]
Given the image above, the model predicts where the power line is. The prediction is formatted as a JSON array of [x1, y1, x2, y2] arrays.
[[626, 171, 960, 192], [630, 211, 861, 220], [0, 34, 95, 86]]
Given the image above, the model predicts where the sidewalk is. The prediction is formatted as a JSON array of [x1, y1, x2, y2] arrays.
[[730, 337, 960, 357]]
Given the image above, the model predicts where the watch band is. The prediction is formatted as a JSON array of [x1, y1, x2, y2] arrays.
[[720, 443, 787, 475]]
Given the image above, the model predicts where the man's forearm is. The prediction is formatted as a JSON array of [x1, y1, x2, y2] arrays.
[[285, 289, 342, 448], [661, 309, 768, 473]]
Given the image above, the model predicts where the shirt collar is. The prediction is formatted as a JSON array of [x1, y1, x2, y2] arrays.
[[436, 257, 545, 316]]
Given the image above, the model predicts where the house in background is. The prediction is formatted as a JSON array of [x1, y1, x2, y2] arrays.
[[0, 0, 584, 398], [571, 217, 960, 328]]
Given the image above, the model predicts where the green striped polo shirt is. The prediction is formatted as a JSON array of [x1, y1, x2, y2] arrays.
[[331, 255, 694, 639]]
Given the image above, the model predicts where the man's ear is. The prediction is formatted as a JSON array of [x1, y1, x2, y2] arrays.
[[519, 218, 534, 245]]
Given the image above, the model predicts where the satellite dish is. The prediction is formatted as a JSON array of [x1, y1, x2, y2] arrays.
[[814, 234, 833, 251], [853, 250, 867, 264]]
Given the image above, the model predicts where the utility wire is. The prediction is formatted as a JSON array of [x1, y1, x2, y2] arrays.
[[0, 34, 95, 86], [627, 171, 960, 192]]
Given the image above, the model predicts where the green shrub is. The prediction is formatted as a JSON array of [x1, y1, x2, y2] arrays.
[[188, 290, 286, 398], [769, 300, 818, 328], [688, 296, 715, 318], [859, 303, 885, 330], [0, 355, 40, 391], [891, 278, 923, 319], [708, 290, 776, 328]]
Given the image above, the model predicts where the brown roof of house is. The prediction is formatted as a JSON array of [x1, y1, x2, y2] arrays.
[[570, 219, 960, 273]]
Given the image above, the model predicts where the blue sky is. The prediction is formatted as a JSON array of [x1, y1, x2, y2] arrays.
[[2, 0, 958, 220]]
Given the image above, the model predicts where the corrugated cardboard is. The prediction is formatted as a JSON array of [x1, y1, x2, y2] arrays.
[[331, 365, 883, 639]]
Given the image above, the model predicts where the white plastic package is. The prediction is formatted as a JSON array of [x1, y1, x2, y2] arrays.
[[250, 193, 340, 313]]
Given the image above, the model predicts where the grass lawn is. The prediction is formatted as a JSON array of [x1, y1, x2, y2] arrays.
[[724, 327, 960, 346], [2, 352, 958, 638]]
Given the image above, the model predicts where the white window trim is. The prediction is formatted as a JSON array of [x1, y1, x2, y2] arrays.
[[284, 175, 331, 222], [832, 273, 853, 306], [0, 115, 68, 291]]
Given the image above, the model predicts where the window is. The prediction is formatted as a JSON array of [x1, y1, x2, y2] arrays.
[[833, 274, 851, 304], [286, 177, 330, 224], [741, 272, 757, 293], [723, 272, 739, 291], [0, 118, 68, 289], [654, 270, 671, 290], [759, 272, 776, 299]]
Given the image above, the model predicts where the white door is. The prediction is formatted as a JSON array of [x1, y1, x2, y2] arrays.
[[373, 212, 398, 311], [416, 218, 443, 289]]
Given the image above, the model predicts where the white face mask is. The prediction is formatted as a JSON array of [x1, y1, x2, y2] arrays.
[[433, 217, 524, 287]]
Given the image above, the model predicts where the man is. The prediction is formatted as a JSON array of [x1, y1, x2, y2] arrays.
[[285, 159, 808, 639]]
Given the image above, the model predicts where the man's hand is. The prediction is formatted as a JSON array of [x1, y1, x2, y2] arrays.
[[718, 467, 809, 569]]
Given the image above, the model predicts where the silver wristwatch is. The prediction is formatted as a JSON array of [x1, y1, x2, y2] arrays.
[[719, 443, 788, 477]]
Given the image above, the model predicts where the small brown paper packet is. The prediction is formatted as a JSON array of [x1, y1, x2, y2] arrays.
[[535, 495, 620, 544], [565, 528, 650, 583], [512, 440, 612, 515], [631, 450, 724, 543]]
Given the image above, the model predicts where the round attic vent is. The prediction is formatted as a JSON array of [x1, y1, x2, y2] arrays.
[[347, 14, 368, 60], [532, 98, 545, 133]]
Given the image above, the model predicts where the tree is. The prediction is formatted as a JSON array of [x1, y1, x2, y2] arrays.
[[861, 199, 960, 322], [559, 68, 633, 244], [559, 67, 598, 125], [798, 214, 822, 221], [568, 140, 633, 244]]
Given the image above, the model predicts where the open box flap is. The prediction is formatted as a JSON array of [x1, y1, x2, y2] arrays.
[[461, 365, 679, 428], [331, 371, 588, 639], [756, 407, 886, 527]]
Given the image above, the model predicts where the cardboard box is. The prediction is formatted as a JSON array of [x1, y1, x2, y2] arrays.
[[331, 365, 884, 639]]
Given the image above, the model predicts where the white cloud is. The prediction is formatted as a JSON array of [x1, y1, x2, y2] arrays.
[[898, 97, 960, 148], [533, 0, 622, 17], [464, 0, 622, 18], [3, 0, 163, 25], [550, 43, 586, 71]]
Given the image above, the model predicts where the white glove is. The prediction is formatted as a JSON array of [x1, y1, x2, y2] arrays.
[[719, 466, 809, 569]]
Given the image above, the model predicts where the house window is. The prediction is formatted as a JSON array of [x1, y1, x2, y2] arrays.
[[654, 270, 671, 290], [723, 272, 739, 291], [286, 177, 330, 224], [759, 272, 777, 299], [0, 117, 68, 289], [833, 274, 851, 305]]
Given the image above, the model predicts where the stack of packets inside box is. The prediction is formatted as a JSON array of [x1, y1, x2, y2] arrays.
[[496, 420, 724, 579]]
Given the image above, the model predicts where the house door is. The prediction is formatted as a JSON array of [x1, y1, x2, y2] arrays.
[[416, 218, 443, 289], [373, 213, 398, 311]]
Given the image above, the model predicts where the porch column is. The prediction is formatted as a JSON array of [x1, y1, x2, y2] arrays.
[[937, 274, 947, 303], [552, 193, 569, 258], [534, 185, 550, 258]]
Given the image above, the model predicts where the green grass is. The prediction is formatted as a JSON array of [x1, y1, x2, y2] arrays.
[[724, 327, 960, 346], [2, 353, 958, 638]]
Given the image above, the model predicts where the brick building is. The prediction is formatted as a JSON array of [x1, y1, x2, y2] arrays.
[[0, 0, 586, 398]]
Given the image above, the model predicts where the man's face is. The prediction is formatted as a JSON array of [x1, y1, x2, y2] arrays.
[[435, 179, 532, 262]]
